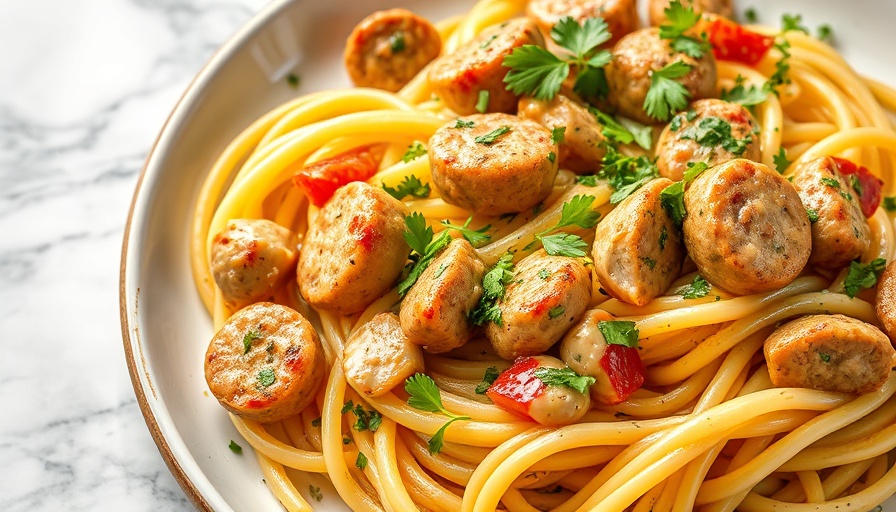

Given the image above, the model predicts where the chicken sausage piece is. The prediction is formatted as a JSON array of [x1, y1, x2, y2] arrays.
[[344, 9, 442, 92], [790, 156, 870, 270], [486, 249, 592, 360], [683, 159, 811, 295], [400, 239, 487, 353], [343, 313, 425, 398], [648, 0, 732, 27], [518, 94, 607, 174], [210, 219, 298, 310], [297, 182, 409, 314], [205, 302, 325, 423], [877, 261, 896, 341], [428, 18, 544, 115], [765, 314, 894, 394], [606, 27, 716, 124], [593, 178, 685, 306], [527, 0, 638, 47], [656, 99, 760, 181], [429, 113, 559, 216]]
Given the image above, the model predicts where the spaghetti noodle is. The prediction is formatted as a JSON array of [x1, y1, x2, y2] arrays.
[[191, 0, 896, 510]]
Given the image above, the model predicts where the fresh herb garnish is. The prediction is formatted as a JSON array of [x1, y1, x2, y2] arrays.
[[475, 366, 500, 394], [659, 161, 709, 226], [806, 208, 819, 223], [781, 14, 809, 34], [883, 197, 896, 212], [474, 125, 511, 145], [548, 305, 566, 319], [346, 402, 382, 432], [401, 142, 427, 163], [659, 1, 710, 59], [764, 39, 792, 94], [843, 258, 887, 298], [721, 75, 769, 106], [551, 126, 566, 145], [384, 174, 430, 200], [533, 366, 596, 393], [286, 73, 300, 88], [503, 16, 612, 101], [817, 24, 833, 42], [531, 195, 601, 257], [229, 440, 243, 454], [476, 90, 490, 113], [389, 31, 406, 52], [679, 117, 752, 156], [398, 213, 452, 296], [538, 269, 551, 279], [404, 374, 471, 454], [818, 351, 832, 363], [679, 274, 711, 299], [744, 8, 758, 23], [441, 216, 491, 247], [645, 61, 692, 121], [309, 485, 323, 501], [258, 368, 276, 388], [576, 175, 598, 187], [470, 253, 515, 326], [589, 106, 652, 150], [356, 452, 368, 470], [242, 330, 262, 354], [455, 119, 475, 129], [774, 147, 791, 174], [598, 145, 660, 204], [597, 320, 640, 348]]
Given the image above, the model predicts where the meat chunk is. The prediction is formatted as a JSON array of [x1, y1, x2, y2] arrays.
[[655, 99, 760, 181], [683, 159, 811, 295], [877, 261, 896, 341], [790, 157, 870, 269], [560, 309, 646, 404], [400, 239, 487, 353], [428, 18, 544, 115], [486, 250, 592, 360], [592, 177, 685, 305], [210, 219, 298, 310], [342, 313, 425, 397], [764, 314, 894, 394], [526, 0, 638, 47], [297, 182, 409, 314], [204, 303, 325, 423], [648, 0, 733, 27], [428, 113, 559, 215], [344, 9, 442, 92], [518, 94, 607, 174], [606, 27, 717, 124]]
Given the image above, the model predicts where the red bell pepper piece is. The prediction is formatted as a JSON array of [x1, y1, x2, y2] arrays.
[[485, 357, 545, 420], [595, 344, 646, 405], [292, 146, 379, 207], [831, 157, 883, 218], [705, 18, 774, 65]]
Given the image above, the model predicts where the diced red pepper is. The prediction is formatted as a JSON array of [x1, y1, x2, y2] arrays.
[[832, 157, 883, 218], [596, 344, 646, 405], [292, 146, 379, 207], [486, 357, 545, 420], [705, 18, 774, 65]]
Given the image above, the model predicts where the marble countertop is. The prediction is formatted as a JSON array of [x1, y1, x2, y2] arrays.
[[0, 1, 267, 509]]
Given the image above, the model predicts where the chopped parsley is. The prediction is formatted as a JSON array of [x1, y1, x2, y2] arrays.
[[806, 208, 819, 223], [533, 366, 595, 393], [850, 175, 864, 198], [843, 258, 887, 298], [441, 216, 492, 247], [475, 90, 490, 113], [531, 195, 601, 257], [576, 174, 599, 187], [404, 373, 471, 454], [356, 452, 368, 470], [659, 226, 668, 250], [883, 197, 896, 212], [389, 31, 406, 53], [344, 401, 382, 432], [547, 152, 557, 163], [548, 305, 566, 319], [229, 440, 243, 454], [538, 269, 551, 279], [660, 162, 709, 226], [398, 213, 452, 296], [401, 142, 427, 163], [781, 14, 809, 34], [309, 485, 323, 501], [679, 117, 752, 156], [590, 106, 653, 150], [659, 1, 710, 59], [764, 39, 792, 94], [644, 61, 692, 121], [474, 125, 511, 145], [503, 16, 611, 101], [242, 330, 262, 354], [470, 252, 515, 326], [286, 73, 300, 88], [818, 351, 832, 364], [384, 174, 430, 200], [551, 126, 566, 145], [744, 8, 758, 23], [598, 145, 660, 204], [679, 274, 711, 299], [597, 320, 639, 348], [454, 119, 475, 129], [817, 24, 833, 42], [773, 147, 791, 174], [721, 75, 769, 107], [641, 256, 657, 270], [311, 417, 322, 427], [475, 366, 500, 394], [257, 368, 276, 388], [821, 176, 853, 201]]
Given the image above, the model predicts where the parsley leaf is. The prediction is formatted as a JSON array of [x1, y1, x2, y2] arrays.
[[398, 213, 452, 296], [744, 8, 758, 23], [659, 1, 709, 59], [503, 16, 611, 101], [781, 14, 809, 34], [883, 197, 896, 212], [764, 39, 792, 94], [389, 31, 406, 52], [229, 440, 243, 454], [597, 320, 640, 348], [773, 147, 791, 174], [590, 106, 652, 150], [533, 366, 596, 393], [356, 452, 368, 470], [679, 274, 711, 299], [258, 368, 276, 388], [404, 374, 471, 454], [383, 175, 431, 200], [402, 212, 432, 255], [455, 119, 475, 129], [817, 24, 833, 42], [576, 175, 599, 187], [401, 142, 427, 163], [818, 351, 832, 363], [539, 232, 590, 257], [242, 330, 262, 354], [309, 485, 323, 502], [470, 253, 515, 326], [475, 366, 500, 394], [349, 404, 382, 432], [806, 208, 819, 223], [441, 217, 492, 247], [660, 162, 708, 226], [679, 117, 752, 156], [644, 61, 692, 121], [555, 194, 602, 230], [476, 90, 490, 113], [721, 76, 769, 106], [551, 126, 566, 145], [598, 145, 660, 204], [474, 126, 511, 145], [548, 305, 566, 318], [843, 258, 887, 298]]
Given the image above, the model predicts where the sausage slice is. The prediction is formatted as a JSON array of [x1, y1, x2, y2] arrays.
[[297, 182, 409, 314], [764, 314, 894, 394], [592, 177, 685, 306], [683, 159, 811, 295], [344, 9, 442, 92], [400, 238, 487, 353], [205, 303, 325, 423], [518, 94, 607, 174], [527, 0, 639, 47], [343, 313, 425, 397], [648, 0, 733, 27], [877, 261, 896, 341], [429, 113, 559, 215]]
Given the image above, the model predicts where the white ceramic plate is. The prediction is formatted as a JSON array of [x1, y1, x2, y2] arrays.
[[121, 1, 896, 510]]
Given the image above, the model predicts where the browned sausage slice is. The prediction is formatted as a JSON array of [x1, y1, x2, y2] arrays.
[[400, 238, 487, 353], [592, 177, 685, 305], [344, 9, 442, 92], [764, 314, 894, 394], [429, 113, 559, 216], [518, 94, 607, 174], [648, 0, 733, 27], [205, 302, 325, 423], [343, 313, 425, 397], [527, 0, 639, 47], [877, 261, 896, 341], [428, 18, 544, 115], [297, 182, 409, 314], [683, 159, 811, 295], [791, 156, 870, 269]]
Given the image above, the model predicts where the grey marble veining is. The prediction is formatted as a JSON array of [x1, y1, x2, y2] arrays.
[[0, 0, 267, 510]]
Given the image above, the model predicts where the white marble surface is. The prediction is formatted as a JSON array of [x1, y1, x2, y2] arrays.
[[0, 0, 267, 510]]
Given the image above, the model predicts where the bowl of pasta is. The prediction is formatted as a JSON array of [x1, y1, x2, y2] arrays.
[[121, 0, 896, 510]]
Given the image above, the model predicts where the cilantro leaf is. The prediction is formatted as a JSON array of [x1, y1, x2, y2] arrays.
[[441, 217, 491, 247], [401, 142, 427, 163], [598, 144, 659, 204], [242, 330, 262, 354], [597, 320, 640, 348], [843, 258, 887, 298], [384, 175, 431, 200], [503, 46, 569, 100], [721, 76, 769, 106], [679, 274, 711, 299], [470, 253, 515, 326], [781, 14, 809, 34], [404, 373, 471, 454], [533, 366, 596, 393], [474, 126, 511, 145], [539, 232, 589, 257], [229, 440, 243, 454], [475, 366, 500, 394], [679, 117, 752, 156], [773, 147, 791, 174], [476, 90, 490, 113], [644, 61, 692, 121]]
